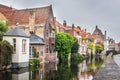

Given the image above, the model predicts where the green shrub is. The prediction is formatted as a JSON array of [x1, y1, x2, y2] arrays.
[[71, 53, 85, 64], [34, 58, 40, 66], [29, 58, 40, 67]]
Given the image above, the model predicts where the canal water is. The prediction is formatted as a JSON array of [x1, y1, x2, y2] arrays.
[[0, 56, 103, 80]]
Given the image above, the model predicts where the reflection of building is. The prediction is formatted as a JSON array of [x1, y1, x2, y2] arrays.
[[12, 68, 29, 80], [29, 62, 58, 80], [78, 60, 93, 80]]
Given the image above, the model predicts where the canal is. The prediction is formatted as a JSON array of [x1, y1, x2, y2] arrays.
[[0, 56, 104, 80]]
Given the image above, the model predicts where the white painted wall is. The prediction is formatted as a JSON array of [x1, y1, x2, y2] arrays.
[[3, 36, 29, 63]]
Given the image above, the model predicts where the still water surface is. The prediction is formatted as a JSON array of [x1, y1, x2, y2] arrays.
[[0, 56, 103, 80]]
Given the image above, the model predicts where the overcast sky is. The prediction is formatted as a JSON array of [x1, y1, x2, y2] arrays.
[[0, 0, 120, 42]]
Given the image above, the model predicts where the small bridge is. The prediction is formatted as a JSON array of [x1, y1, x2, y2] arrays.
[[106, 50, 120, 56]]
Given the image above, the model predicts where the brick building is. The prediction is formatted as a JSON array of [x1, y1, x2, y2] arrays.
[[92, 25, 106, 45], [0, 4, 57, 62]]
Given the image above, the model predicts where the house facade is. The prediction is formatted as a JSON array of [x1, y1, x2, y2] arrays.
[[92, 26, 106, 45], [55, 20, 93, 55], [0, 4, 57, 62], [29, 32, 45, 63], [3, 26, 29, 68]]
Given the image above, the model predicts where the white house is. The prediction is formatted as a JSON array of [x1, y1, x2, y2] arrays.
[[3, 26, 29, 68]]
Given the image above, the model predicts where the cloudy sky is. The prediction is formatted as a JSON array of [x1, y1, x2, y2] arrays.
[[0, 0, 120, 42]]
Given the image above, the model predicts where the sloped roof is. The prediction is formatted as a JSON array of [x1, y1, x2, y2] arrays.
[[30, 33, 45, 45], [4, 26, 28, 37], [55, 21, 63, 27], [0, 4, 13, 12], [1, 5, 53, 25]]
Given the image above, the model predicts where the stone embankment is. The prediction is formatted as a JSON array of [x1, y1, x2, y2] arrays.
[[93, 54, 120, 80]]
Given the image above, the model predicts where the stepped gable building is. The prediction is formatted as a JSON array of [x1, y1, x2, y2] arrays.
[[0, 4, 56, 62], [92, 25, 106, 45]]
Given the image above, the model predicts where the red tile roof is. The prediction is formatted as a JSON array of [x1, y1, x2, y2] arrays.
[[55, 21, 93, 39], [1, 5, 53, 25], [0, 4, 15, 12]]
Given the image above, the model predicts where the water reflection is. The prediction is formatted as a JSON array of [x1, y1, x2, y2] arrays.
[[0, 56, 103, 80]]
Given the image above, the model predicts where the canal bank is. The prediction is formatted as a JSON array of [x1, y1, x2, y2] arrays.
[[93, 54, 120, 80]]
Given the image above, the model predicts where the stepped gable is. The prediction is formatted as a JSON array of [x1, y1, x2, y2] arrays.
[[92, 25, 105, 40]]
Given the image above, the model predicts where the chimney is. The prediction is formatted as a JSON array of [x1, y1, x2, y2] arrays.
[[77, 26, 81, 30], [104, 30, 107, 40], [96, 25, 98, 29], [72, 24, 74, 29], [63, 20, 67, 27], [72, 24, 75, 36], [85, 29, 86, 32], [29, 11, 35, 33]]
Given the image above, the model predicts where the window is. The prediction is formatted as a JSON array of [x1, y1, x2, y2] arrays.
[[13, 39, 16, 53], [40, 46, 43, 56], [22, 39, 26, 53], [50, 31, 55, 38], [46, 45, 49, 53]]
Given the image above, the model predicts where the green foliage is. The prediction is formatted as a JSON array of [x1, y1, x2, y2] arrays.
[[71, 53, 85, 64], [0, 19, 8, 41], [33, 47, 39, 58], [54, 63, 73, 80], [95, 44, 104, 54], [29, 58, 40, 67], [55, 32, 75, 62], [0, 40, 13, 66], [71, 40, 79, 53], [88, 42, 94, 51]]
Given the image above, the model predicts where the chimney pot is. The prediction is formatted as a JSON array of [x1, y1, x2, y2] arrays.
[[63, 20, 67, 27]]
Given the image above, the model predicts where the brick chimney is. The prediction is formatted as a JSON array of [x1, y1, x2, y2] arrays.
[[104, 30, 107, 40], [29, 11, 35, 33], [72, 24, 75, 36], [63, 20, 67, 27], [96, 25, 98, 29]]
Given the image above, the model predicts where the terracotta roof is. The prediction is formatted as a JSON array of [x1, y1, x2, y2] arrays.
[[1, 5, 53, 25], [74, 27, 81, 32], [0, 13, 6, 19], [55, 21, 63, 27], [86, 32, 93, 39], [55, 21, 93, 39], [55, 20, 72, 31], [0, 4, 13, 12]]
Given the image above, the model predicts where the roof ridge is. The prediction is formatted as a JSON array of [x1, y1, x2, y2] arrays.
[[0, 4, 12, 8], [2, 5, 51, 12]]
